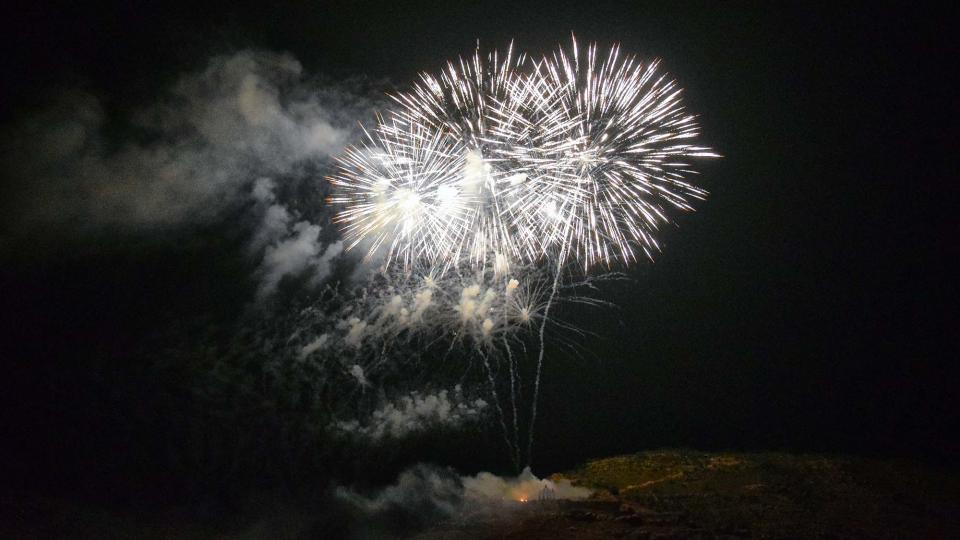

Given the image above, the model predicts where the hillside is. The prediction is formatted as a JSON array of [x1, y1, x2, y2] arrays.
[[420, 450, 960, 539]]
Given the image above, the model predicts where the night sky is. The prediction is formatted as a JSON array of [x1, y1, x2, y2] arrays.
[[1, 0, 956, 514]]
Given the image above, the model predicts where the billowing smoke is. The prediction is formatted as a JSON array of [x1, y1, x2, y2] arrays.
[[1, 50, 361, 228], [333, 463, 592, 537], [463, 466, 592, 502], [249, 177, 343, 298], [0, 49, 375, 297], [336, 464, 464, 528], [334, 386, 488, 441]]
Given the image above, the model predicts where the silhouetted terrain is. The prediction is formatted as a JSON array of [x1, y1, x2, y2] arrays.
[[417, 450, 960, 539], [5, 449, 956, 538]]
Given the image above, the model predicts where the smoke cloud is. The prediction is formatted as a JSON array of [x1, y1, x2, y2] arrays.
[[1, 50, 376, 296], [334, 463, 592, 537], [337, 464, 464, 519], [334, 386, 489, 441], [2, 50, 362, 228], [249, 178, 344, 298], [463, 466, 592, 502]]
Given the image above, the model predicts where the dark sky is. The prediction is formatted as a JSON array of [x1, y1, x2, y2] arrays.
[[1, 0, 956, 500]]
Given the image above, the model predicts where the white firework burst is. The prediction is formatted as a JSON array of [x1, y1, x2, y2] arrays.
[[328, 117, 469, 270], [323, 38, 717, 466], [330, 38, 716, 274], [330, 43, 542, 273], [522, 37, 719, 269]]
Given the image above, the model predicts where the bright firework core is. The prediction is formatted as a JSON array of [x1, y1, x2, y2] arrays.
[[329, 37, 717, 275]]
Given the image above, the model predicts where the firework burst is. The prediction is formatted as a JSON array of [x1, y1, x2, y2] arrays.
[[323, 38, 716, 466], [329, 38, 716, 274], [327, 118, 469, 270], [329, 43, 541, 273], [525, 38, 719, 268]]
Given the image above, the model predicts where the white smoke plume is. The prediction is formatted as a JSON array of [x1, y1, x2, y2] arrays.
[[334, 386, 488, 441], [0, 50, 375, 296], [336, 464, 464, 516], [249, 178, 344, 298], [1, 50, 366, 228], [298, 333, 330, 359], [463, 466, 591, 502], [348, 364, 370, 387], [334, 463, 592, 536]]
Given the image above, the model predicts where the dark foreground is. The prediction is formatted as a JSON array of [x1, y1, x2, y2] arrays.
[[418, 450, 960, 539], [3, 450, 958, 538]]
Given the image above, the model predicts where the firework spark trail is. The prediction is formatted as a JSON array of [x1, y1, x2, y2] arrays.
[[503, 337, 521, 470], [326, 37, 716, 466], [480, 349, 519, 472], [527, 250, 564, 465]]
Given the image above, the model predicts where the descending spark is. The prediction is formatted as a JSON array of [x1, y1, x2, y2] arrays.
[[519, 37, 719, 461], [480, 349, 519, 472]]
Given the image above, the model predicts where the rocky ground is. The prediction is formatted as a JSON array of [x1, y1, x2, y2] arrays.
[[415, 499, 717, 539], [416, 450, 960, 539]]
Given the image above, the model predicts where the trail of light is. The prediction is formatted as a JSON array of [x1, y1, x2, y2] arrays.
[[480, 348, 519, 472]]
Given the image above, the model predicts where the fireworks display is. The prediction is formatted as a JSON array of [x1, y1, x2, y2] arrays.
[[324, 38, 716, 466], [329, 37, 717, 274]]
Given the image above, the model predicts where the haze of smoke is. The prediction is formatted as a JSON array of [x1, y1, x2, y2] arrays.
[[334, 463, 592, 536], [1, 50, 374, 296], [250, 178, 344, 298], [297, 333, 330, 359], [337, 464, 464, 516], [1, 50, 363, 228], [333, 386, 488, 442], [464, 466, 592, 502], [230, 464, 592, 539]]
